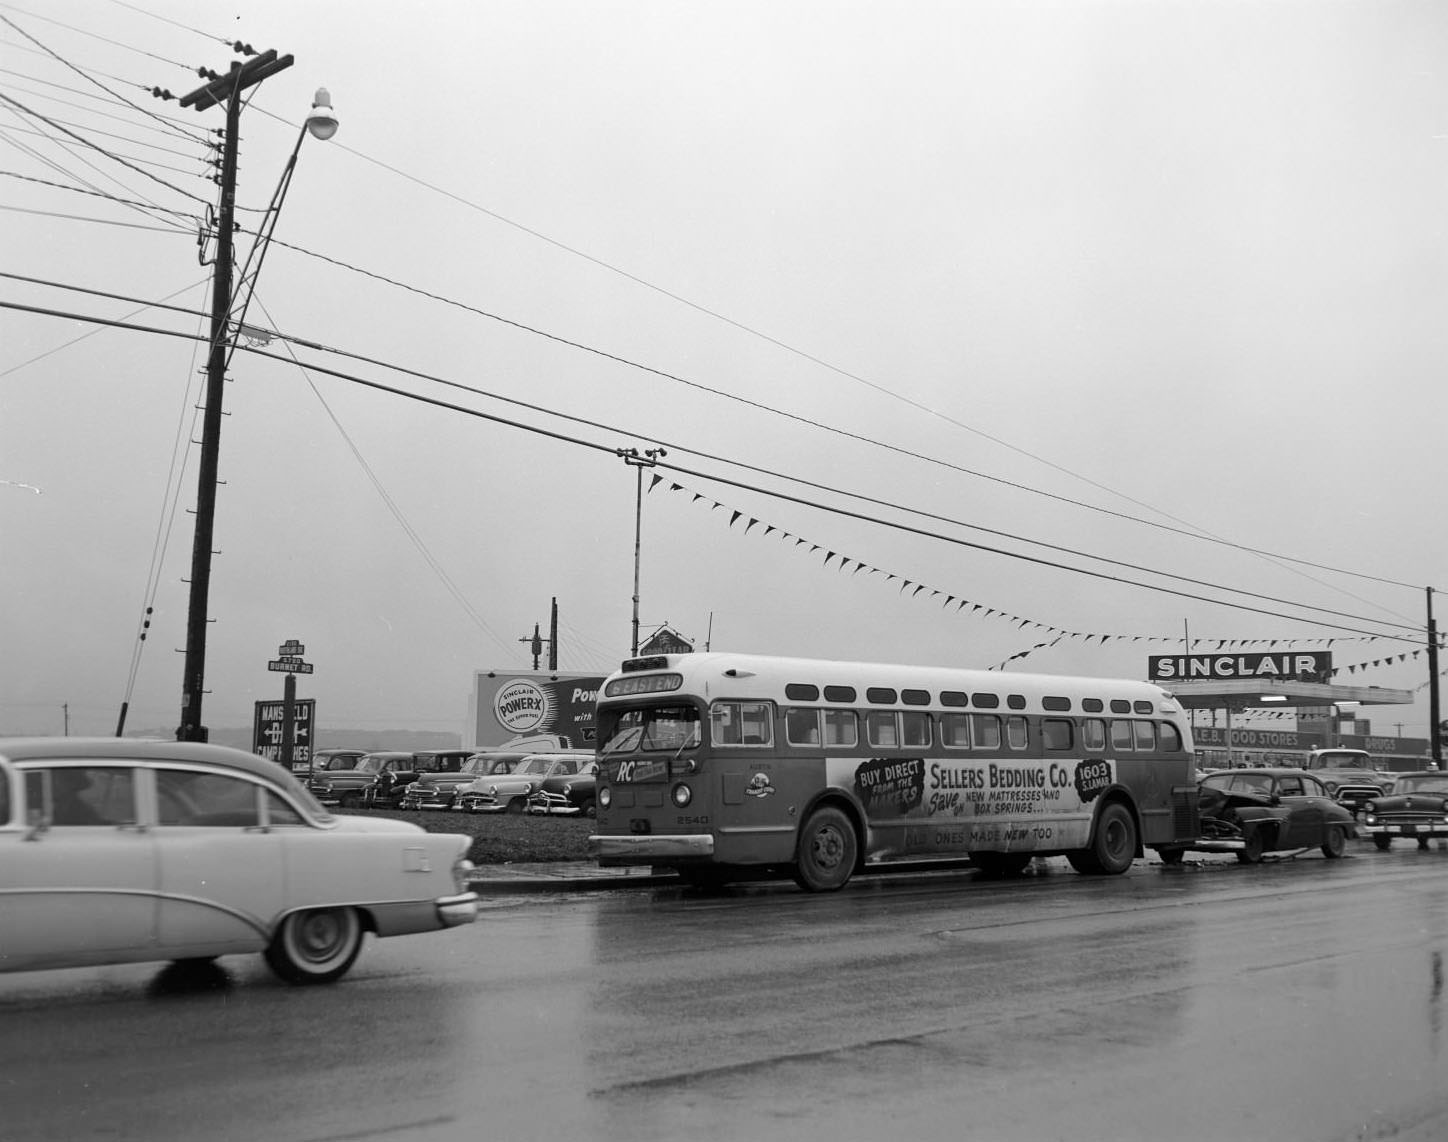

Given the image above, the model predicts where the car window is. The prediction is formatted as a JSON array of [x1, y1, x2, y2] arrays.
[[1401, 776, 1448, 794], [155, 770, 260, 827], [1275, 776, 1305, 797], [39, 766, 136, 826], [266, 792, 306, 826]]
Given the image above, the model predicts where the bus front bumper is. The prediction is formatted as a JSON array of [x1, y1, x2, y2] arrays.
[[589, 834, 715, 861]]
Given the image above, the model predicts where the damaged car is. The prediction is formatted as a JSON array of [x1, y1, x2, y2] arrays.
[[1187, 768, 1357, 864]]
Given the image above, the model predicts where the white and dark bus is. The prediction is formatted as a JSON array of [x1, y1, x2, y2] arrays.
[[588, 652, 1200, 891]]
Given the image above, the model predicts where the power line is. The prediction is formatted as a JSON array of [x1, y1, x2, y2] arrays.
[[0, 90, 206, 203], [0, 11, 203, 142], [1, 296, 1433, 641], [243, 230, 1430, 600]]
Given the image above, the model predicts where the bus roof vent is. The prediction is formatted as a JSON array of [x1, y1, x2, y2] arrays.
[[621, 656, 670, 674]]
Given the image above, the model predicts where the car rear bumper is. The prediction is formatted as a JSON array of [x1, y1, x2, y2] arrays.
[[436, 891, 480, 927]]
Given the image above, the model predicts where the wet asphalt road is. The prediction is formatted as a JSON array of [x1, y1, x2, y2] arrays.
[[2, 844, 1446, 1142]]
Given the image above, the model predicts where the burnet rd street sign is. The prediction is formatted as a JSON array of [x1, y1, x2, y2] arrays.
[[268, 640, 313, 674], [256, 640, 315, 767]]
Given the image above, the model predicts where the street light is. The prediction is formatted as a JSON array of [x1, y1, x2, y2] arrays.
[[173, 55, 333, 743], [619, 447, 666, 656], [305, 88, 338, 140]]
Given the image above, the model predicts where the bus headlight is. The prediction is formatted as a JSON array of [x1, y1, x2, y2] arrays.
[[599, 787, 612, 808], [671, 783, 692, 808]]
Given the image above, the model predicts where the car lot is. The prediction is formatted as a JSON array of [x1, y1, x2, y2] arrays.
[[0, 737, 480, 984]]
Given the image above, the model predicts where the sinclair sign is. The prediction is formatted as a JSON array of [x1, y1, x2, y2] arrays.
[[1147, 651, 1331, 684]]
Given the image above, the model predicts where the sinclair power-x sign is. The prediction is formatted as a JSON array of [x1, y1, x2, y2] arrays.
[[468, 671, 605, 751], [1147, 651, 1331, 684]]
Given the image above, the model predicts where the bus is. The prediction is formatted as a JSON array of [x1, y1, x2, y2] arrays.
[[587, 652, 1200, 891]]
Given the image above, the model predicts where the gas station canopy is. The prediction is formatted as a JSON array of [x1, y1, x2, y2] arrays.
[[1161, 678, 1415, 710]]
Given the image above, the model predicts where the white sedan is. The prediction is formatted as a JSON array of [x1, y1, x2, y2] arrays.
[[0, 737, 479, 984]]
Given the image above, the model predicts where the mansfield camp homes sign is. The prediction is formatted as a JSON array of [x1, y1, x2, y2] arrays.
[[1147, 651, 1331, 684]]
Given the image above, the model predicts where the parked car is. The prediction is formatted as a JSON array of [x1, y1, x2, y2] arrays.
[[526, 760, 599, 817], [1296, 748, 1396, 815], [1361, 771, 1448, 850], [362, 750, 472, 809], [456, 752, 592, 814], [1185, 768, 1358, 864], [308, 751, 413, 809], [0, 737, 478, 984], [299, 747, 364, 779], [399, 752, 523, 811]]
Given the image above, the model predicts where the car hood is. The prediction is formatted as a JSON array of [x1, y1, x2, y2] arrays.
[[1371, 794, 1448, 813], [327, 815, 426, 836]]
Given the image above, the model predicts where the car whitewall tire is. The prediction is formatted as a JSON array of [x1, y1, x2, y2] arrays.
[[264, 907, 365, 985]]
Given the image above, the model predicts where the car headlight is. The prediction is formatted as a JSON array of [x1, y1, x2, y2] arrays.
[[599, 787, 612, 808], [671, 783, 692, 807], [487, 785, 497, 795]]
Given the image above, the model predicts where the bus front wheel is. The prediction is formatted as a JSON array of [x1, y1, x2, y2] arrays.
[[793, 806, 858, 893], [1066, 801, 1137, 875]]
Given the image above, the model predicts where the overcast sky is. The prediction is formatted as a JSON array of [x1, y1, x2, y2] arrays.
[[2, 0, 1445, 742]]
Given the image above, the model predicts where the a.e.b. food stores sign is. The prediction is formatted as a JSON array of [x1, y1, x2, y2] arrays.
[[468, 671, 605, 750], [1147, 651, 1331, 684]]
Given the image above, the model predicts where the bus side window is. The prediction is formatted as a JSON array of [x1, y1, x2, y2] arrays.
[[785, 708, 822, 746], [1133, 721, 1157, 752], [823, 709, 858, 747], [1006, 715, 1029, 750], [710, 704, 741, 746], [1110, 720, 1134, 751], [1082, 718, 1107, 752], [940, 713, 970, 749], [1042, 718, 1073, 751], [739, 702, 774, 746], [865, 711, 898, 748], [1158, 721, 1183, 752], [901, 711, 931, 748], [970, 714, 1001, 750]]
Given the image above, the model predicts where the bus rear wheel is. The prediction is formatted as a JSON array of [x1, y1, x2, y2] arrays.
[[1066, 801, 1137, 875], [793, 806, 858, 893]]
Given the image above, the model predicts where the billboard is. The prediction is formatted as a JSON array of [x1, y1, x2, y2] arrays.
[[468, 672, 605, 751]]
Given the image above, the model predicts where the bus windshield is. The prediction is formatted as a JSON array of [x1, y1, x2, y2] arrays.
[[600, 705, 700, 754]]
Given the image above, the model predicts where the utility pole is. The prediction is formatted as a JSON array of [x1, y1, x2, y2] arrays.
[[174, 50, 294, 743], [619, 446, 666, 656], [549, 596, 559, 671], [1429, 586, 1442, 768], [519, 624, 544, 671]]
